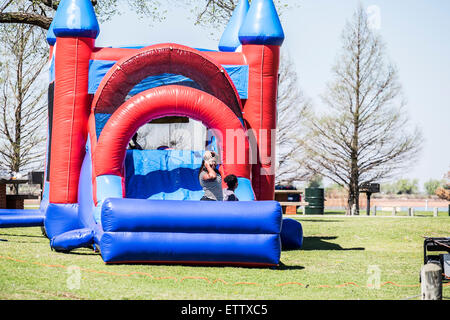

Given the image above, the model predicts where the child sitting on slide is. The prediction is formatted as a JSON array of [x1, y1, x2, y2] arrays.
[[223, 174, 239, 201]]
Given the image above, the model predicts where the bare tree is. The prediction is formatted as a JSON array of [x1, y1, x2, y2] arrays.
[[276, 51, 311, 186], [0, 0, 293, 31], [0, 0, 165, 30], [300, 5, 422, 214], [184, 0, 294, 29], [0, 19, 48, 187]]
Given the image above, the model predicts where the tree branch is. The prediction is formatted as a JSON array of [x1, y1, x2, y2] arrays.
[[0, 12, 51, 29]]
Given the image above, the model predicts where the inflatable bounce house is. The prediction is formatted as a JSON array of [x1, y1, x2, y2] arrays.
[[0, 0, 303, 266]]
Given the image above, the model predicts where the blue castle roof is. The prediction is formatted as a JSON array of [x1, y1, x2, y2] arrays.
[[46, 19, 56, 45], [238, 0, 284, 46], [218, 0, 249, 52], [52, 0, 100, 39]]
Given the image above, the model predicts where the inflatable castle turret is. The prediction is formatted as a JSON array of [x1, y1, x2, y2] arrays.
[[219, 0, 284, 201], [0, 0, 304, 266], [50, 0, 99, 205], [240, 0, 283, 201]]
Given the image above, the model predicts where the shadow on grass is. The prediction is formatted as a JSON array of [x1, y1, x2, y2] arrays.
[[1, 240, 43, 244], [0, 232, 45, 244], [0, 233, 43, 239], [60, 251, 99, 256], [296, 219, 343, 223], [102, 261, 284, 270], [275, 262, 305, 271], [51, 246, 99, 256], [297, 212, 346, 216], [302, 236, 365, 251]]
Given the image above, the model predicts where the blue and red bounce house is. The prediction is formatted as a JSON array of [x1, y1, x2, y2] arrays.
[[0, 0, 303, 266]]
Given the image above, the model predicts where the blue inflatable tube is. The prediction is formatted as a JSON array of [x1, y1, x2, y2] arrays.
[[100, 232, 280, 265], [0, 209, 42, 215], [101, 198, 282, 234], [0, 214, 44, 228], [50, 228, 94, 252], [44, 203, 80, 239], [280, 218, 303, 250]]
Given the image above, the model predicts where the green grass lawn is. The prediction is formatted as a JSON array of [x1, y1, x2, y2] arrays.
[[0, 216, 449, 300]]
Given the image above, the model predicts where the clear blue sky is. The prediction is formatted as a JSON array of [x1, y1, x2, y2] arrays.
[[96, 0, 450, 190]]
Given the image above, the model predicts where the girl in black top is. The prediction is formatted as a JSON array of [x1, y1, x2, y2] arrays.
[[223, 174, 239, 201]]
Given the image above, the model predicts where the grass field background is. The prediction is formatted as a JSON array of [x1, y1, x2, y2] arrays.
[[0, 215, 449, 300]]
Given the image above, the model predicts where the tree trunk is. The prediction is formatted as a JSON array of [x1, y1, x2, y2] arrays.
[[347, 187, 354, 215], [421, 263, 442, 300]]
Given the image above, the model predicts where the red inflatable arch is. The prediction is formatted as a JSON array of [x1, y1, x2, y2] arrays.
[[93, 85, 250, 179], [91, 43, 243, 118]]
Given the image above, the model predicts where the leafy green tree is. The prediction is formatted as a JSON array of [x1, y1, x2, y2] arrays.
[[307, 175, 323, 188], [381, 182, 397, 195], [424, 179, 443, 196], [395, 178, 419, 195]]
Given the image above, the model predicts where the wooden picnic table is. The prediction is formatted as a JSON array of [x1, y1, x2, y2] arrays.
[[274, 189, 308, 215], [0, 179, 39, 209]]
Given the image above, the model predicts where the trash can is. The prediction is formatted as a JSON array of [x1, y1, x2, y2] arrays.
[[305, 187, 324, 215]]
